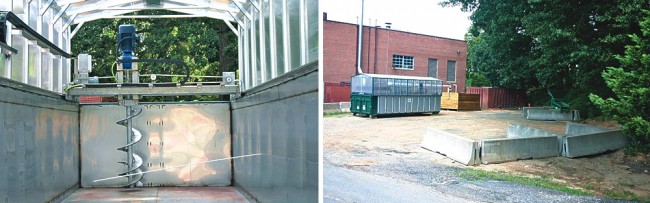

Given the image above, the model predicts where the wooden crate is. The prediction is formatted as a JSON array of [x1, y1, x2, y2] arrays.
[[441, 92, 481, 111]]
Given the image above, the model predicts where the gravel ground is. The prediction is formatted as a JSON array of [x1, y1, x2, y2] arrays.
[[324, 110, 642, 202], [324, 146, 629, 202]]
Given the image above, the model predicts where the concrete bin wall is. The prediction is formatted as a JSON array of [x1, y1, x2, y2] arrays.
[[523, 107, 579, 121], [563, 123, 627, 158], [507, 124, 560, 138], [481, 124, 561, 164], [421, 123, 627, 165], [421, 128, 480, 165], [323, 102, 351, 113], [481, 136, 560, 164]]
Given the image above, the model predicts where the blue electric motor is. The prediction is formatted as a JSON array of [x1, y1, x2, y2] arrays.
[[118, 24, 139, 69]]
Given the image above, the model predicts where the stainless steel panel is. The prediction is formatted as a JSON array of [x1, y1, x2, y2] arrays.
[[80, 103, 231, 187], [0, 79, 79, 203], [232, 64, 318, 203], [377, 95, 441, 114]]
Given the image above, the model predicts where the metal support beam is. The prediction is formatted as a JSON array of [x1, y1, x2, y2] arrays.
[[228, 11, 246, 28], [243, 19, 250, 89], [269, 0, 277, 78], [250, 13, 257, 87], [232, 0, 252, 21], [224, 20, 239, 36], [70, 22, 84, 38], [40, 0, 55, 16], [111, 14, 204, 19], [247, 0, 260, 11], [67, 85, 240, 96], [282, 0, 290, 72], [52, 4, 71, 25], [258, 0, 266, 83], [299, 0, 307, 64], [238, 25, 244, 90], [62, 13, 78, 31]]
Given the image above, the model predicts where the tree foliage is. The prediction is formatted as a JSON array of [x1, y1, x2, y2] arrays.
[[590, 10, 650, 154], [71, 10, 238, 101], [442, 0, 649, 116]]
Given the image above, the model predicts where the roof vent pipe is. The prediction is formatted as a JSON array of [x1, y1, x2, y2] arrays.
[[356, 0, 365, 74]]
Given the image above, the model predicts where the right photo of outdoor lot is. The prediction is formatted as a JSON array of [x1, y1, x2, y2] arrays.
[[322, 0, 650, 202]]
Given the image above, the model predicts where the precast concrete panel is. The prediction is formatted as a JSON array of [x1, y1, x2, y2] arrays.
[[80, 103, 232, 187]]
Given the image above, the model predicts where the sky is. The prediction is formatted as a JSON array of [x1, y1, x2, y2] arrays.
[[321, 0, 472, 40]]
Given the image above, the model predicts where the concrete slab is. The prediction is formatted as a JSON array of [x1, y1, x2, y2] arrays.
[[562, 123, 627, 158], [481, 136, 560, 164], [61, 187, 249, 203], [524, 108, 579, 121], [421, 128, 480, 165]]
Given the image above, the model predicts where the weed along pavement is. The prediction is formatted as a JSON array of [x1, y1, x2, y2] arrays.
[[323, 110, 647, 202]]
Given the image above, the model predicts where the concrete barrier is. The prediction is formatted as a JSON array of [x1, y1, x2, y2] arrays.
[[525, 108, 579, 121], [522, 107, 546, 118], [507, 124, 561, 138], [480, 124, 561, 164], [339, 102, 351, 112], [481, 136, 560, 164], [323, 102, 352, 113], [324, 103, 341, 113], [421, 128, 480, 165], [562, 123, 627, 158]]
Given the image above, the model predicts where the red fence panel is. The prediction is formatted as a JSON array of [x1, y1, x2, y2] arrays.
[[466, 87, 527, 109], [324, 82, 351, 103]]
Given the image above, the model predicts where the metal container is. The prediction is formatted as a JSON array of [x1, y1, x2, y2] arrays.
[[350, 74, 442, 117]]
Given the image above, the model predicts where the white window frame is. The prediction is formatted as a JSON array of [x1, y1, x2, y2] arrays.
[[392, 54, 414, 70], [447, 60, 456, 83]]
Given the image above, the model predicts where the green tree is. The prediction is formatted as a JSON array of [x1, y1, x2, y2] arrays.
[[442, 0, 649, 116], [71, 10, 238, 101], [464, 32, 491, 87], [590, 10, 650, 153]]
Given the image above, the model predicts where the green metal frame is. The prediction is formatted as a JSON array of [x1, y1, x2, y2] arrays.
[[547, 90, 571, 112]]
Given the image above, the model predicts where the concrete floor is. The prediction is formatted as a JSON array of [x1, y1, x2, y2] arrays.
[[61, 187, 249, 203]]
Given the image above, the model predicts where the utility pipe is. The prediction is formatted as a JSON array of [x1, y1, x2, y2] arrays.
[[356, 0, 364, 74]]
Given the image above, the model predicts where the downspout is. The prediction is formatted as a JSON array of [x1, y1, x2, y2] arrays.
[[356, 0, 364, 74]]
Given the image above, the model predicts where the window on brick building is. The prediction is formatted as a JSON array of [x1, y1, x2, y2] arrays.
[[447, 60, 456, 82], [392, 55, 414, 70]]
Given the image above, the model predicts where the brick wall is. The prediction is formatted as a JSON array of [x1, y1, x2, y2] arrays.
[[323, 19, 468, 102]]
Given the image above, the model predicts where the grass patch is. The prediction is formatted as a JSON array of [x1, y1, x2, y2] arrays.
[[603, 188, 639, 200], [458, 168, 591, 196], [323, 112, 352, 118]]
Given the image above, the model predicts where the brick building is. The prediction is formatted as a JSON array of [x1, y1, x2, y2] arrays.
[[323, 13, 468, 103]]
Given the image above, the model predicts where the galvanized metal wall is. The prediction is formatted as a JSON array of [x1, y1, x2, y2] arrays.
[[231, 61, 318, 202], [0, 78, 79, 203], [80, 103, 232, 187], [377, 95, 441, 114]]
